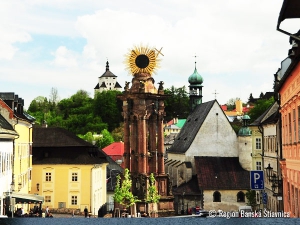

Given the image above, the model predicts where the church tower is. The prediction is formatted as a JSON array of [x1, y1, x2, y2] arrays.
[[94, 61, 122, 95], [118, 46, 174, 216], [188, 59, 203, 111], [238, 114, 252, 171]]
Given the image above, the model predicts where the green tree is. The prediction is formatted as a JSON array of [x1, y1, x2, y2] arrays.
[[245, 190, 257, 209], [248, 97, 275, 123], [78, 131, 94, 143], [56, 90, 107, 134], [111, 123, 124, 142], [27, 96, 51, 124], [164, 85, 189, 121], [94, 90, 122, 132], [113, 168, 139, 210], [97, 129, 114, 148], [146, 173, 160, 204], [226, 97, 240, 111]]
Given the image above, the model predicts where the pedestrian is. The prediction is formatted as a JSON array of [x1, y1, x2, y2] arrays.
[[84, 207, 88, 218], [72, 210, 75, 217], [45, 206, 49, 217]]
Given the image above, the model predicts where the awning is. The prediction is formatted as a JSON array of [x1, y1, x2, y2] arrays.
[[11, 193, 44, 204]]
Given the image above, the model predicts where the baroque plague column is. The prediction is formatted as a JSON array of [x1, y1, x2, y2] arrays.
[[118, 46, 174, 215]]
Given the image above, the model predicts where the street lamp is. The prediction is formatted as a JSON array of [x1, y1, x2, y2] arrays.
[[265, 163, 273, 180]]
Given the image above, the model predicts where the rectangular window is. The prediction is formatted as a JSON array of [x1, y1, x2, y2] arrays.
[[256, 161, 262, 170], [256, 138, 261, 149], [46, 172, 51, 182], [71, 196, 77, 205], [72, 172, 78, 182], [45, 196, 51, 203]]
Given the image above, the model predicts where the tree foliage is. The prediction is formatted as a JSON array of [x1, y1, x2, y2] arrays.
[[77, 129, 114, 148], [245, 190, 257, 208], [27, 89, 109, 135], [146, 173, 160, 204], [111, 123, 124, 142], [226, 97, 240, 111], [98, 129, 114, 148], [164, 85, 190, 121], [248, 97, 275, 123], [94, 90, 123, 132], [113, 168, 139, 209]]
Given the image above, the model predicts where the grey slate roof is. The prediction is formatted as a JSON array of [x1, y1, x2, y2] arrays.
[[115, 82, 122, 88], [167, 100, 215, 154], [32, 127, 108, 165], [33, 127, 94, 147]]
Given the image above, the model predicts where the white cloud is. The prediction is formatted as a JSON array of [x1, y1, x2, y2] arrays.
[[0, 0, 298, 109], [52, 46, 78, 68]]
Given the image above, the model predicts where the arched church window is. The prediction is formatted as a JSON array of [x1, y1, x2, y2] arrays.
[[237, 191, 245, 202], [213, 191, 221, 202]]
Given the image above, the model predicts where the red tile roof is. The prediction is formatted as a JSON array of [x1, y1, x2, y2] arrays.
[[102, 142, 124, 156], [221, 105, 227, 111]]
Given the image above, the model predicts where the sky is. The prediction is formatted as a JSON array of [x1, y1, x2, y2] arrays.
[[1, 0, 299, 110]]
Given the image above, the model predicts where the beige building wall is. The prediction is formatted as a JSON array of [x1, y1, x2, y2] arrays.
[[203, 190, 248, 211], [32, 163, 107, 215], [185, 102, 238, 172]]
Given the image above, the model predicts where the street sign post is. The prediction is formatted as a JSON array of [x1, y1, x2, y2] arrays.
[[250, 170, 264, 190]]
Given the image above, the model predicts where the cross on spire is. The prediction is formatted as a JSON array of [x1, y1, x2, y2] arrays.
[[213, 90, 219, 99], [194, 54, 197, 69]]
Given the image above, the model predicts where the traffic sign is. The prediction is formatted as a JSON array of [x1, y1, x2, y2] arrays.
[[250, 170, 264, 190], [262, 192, 267, 204]]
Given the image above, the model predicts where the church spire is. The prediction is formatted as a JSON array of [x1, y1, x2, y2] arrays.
[[106, 61, 109, 71], [188, 55, 203, 111]]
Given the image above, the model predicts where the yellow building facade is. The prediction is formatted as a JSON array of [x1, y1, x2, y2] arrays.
[[13, 120, 33, 194], [32, 127, 108, 216], [32, 164, 107, 215]]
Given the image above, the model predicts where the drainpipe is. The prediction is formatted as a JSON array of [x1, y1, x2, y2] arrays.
[[28, 124, 33, 193], [12, 118, 19, 217]]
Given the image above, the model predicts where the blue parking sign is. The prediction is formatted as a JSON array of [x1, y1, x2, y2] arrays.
[[250, 170, 264, 190]]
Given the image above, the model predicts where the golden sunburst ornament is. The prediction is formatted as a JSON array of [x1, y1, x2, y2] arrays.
[[125, 45, 163, 75]]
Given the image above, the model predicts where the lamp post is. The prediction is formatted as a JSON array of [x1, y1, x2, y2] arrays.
[[265, 163, 273, 180]]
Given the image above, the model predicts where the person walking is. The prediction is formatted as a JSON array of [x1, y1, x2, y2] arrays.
[[84, 207, 88, 218], [45, 206, 49, 217]]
